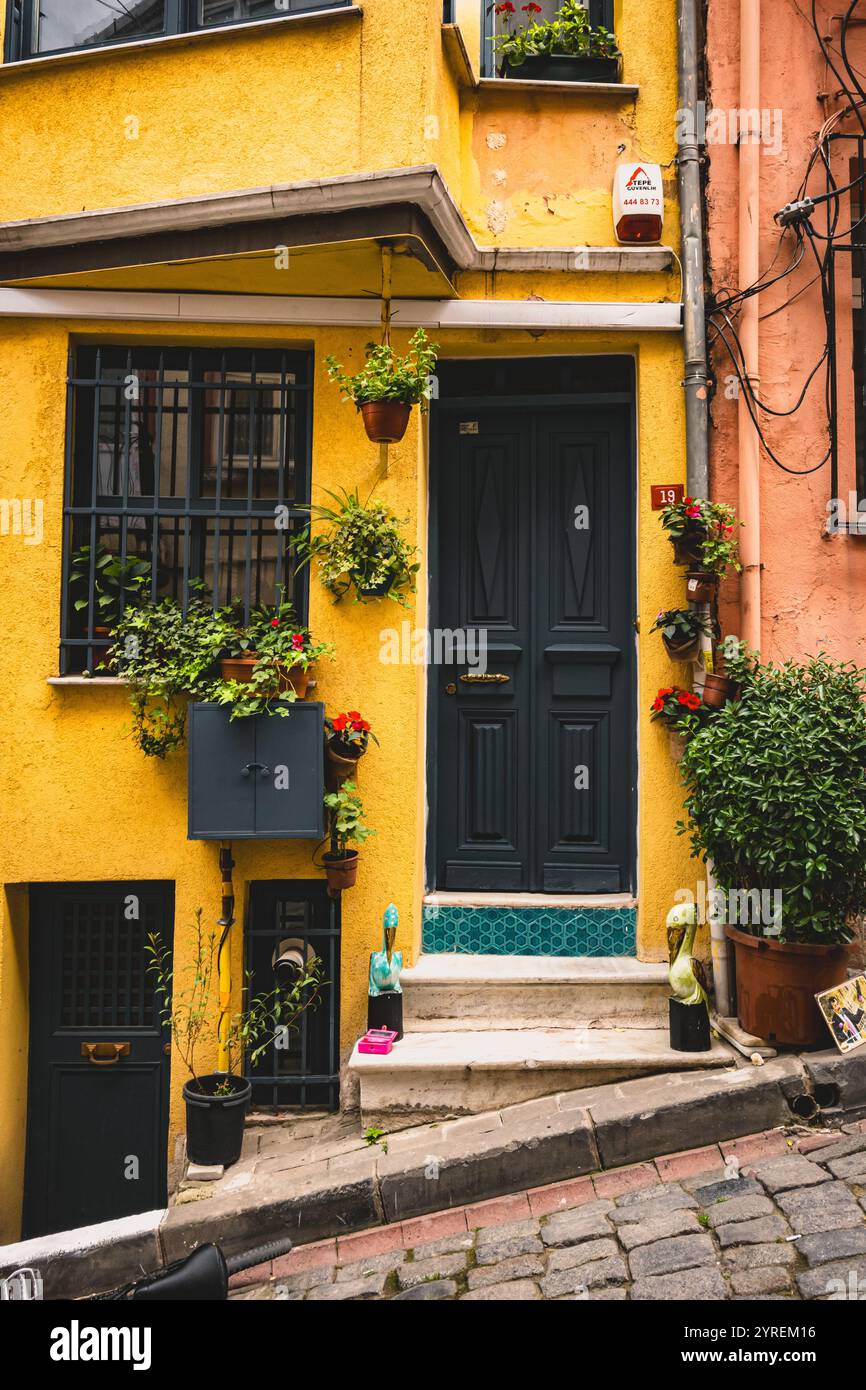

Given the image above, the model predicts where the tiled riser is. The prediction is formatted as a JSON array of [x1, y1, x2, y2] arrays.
[[422, 905, 636, 956]]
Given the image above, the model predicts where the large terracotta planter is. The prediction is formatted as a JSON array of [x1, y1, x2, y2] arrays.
[[219, 655, 311, 698], [725, 923, 850, 1046], [360, 400, 411, 444]]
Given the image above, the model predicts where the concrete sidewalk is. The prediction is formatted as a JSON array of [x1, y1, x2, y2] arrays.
[[3, 1047, 863, 1298]]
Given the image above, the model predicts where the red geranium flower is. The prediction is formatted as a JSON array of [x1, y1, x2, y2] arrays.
[[332, 714, 348, 732], [496, 2, 516, 11], [686, 505, 701, 518], [291, 633, 305, 650], [347, 710, 362, 721], [652, 697, 664, 712], [271, 618, 280, 627], [523, 2, 542, 10], [358, 720, 371, 732]]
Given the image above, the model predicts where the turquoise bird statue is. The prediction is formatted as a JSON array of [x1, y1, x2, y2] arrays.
[[666, 902, 709, 1007], [369, 904, 403, 996]]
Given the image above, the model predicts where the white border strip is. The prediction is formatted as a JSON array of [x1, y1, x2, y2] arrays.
[[0, 288, 682, 331]]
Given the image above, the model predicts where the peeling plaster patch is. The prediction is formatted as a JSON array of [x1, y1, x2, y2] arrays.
[[486, 200, 508, 235], [486, 132, 507, 150], [492, 168, 507, 186], [424, 115, 440, 141]]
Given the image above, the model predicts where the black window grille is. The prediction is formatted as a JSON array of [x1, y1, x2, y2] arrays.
[[60, 344, 311, 674], [4, 0, 350, 63], [480, 0, 615, 78], [245, 881, 340, 1111]]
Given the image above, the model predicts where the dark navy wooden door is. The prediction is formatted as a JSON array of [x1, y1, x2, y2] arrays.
[[431, 401, 635, 894], [24, 883, 173, 1239]]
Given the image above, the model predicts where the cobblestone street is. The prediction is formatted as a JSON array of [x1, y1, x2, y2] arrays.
[[230, 1126, 866, 1301]]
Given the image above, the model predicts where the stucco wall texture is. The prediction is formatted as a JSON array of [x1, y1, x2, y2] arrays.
[[0, 2, 696, 1239], [706, 0, 866, 659]]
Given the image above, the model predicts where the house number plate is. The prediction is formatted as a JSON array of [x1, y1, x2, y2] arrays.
[[459, 421, 479, 434], [651, 484, 684, 509]]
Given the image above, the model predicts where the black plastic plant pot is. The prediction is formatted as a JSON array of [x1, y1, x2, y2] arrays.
[[183, 1073, 252, 1167], [357, 577, 392, 598], [501, 54, 621, 83]]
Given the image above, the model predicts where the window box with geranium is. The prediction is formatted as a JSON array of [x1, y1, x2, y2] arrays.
[[491, 1, 622, 84]]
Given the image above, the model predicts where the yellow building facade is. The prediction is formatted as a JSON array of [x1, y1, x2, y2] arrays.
[[0, 0, 694, 1242]]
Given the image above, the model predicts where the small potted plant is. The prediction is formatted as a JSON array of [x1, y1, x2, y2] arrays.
[[679, 654, 866, 1046], [326, 328, 439, 444], [651, 608, 714, 661], [146, 910, 324, 1167], [650, 686, 705, 761], [295, 486, 420, 606], [70, 543, 152, 665], [322, 781, 375, 892], [491, 0, 621, 83], [700, 636, 753, 711], [325, 710, 379, 786]]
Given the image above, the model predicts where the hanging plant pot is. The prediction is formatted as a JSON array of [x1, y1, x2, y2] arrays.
[[668, 729, 687, 763], [357, 576, 393, 598], [662, 633, 701, 662], [323, 850, 360, 892], [702, 672, 739, 710], [725, 925, 851, 1047], [360, 400, 411, 444], [325, 744, 362, 790], [685, 571, 717, 604], [671, 529, 706, 568], [183, 1073, 251, 1167]]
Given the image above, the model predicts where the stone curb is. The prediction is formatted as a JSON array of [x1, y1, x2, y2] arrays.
[[4, 1049, 862, 1297]]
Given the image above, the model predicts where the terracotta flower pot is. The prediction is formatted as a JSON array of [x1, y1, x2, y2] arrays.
[[685, 571, 717, 604], [668, 729, 687, 763], [725, 924, 851, 1046], [702, 672, 739, 710], [219, 654, 311, 698], [323, 850, 359, 892], [360, 400, 411, 444], [325, 743, 362, 790]]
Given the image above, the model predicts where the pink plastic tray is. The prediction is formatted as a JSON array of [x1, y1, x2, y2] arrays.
[[358, 1028, 398, 1055]]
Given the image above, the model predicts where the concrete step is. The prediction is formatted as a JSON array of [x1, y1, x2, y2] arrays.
[[401, 953, 671, 1031], [350, 1027, 736, 1129]]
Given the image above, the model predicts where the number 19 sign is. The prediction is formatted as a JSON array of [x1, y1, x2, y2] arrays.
[[651, 484, 685, 509]]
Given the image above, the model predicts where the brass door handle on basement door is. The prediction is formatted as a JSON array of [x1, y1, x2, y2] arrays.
[[81, 1042, 130, 1066], [459, 673, 510, 684]]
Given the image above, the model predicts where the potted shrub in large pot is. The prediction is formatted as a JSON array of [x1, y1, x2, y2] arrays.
[[678, 654, 866, 1046], [492, 0, 622, 83], [146, 910, 324, 1167], [325, 328, 439, 444]]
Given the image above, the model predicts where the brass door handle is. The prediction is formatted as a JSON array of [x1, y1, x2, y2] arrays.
[[81, 1042, 130, 1066], [459, 673, 509, 684]]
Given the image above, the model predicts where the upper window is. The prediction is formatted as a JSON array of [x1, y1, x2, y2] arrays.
[[60, 345, 311, 674], [480, 0, 615, 78], [5, 0, 349, 62]]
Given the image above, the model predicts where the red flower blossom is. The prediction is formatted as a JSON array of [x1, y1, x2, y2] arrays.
[[522, 2, 542, 10], [652, 697, 664, 712], [686, 505, 701, 518], [271, 618, 280, 627], [347, 710, 362, 721], [358, 720, 371, 732], [332, 714, 348, 732], [291, 633, 305, 650], [496, 2, 516, 11]]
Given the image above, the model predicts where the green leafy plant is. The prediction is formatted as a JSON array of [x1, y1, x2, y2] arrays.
[[295, 486, 420, 606], [209, 593, 335, 721], [678, 655, 866, 943], [323, 780, 375, 859], [70, 544, 152, 627], [111, 590, 230, 757], [325, 329, 439, 409], [659, 497, 742, 579], [651, 608, 714, 648], [146, 909, 325, 1092], [491, 0, 620, 68]]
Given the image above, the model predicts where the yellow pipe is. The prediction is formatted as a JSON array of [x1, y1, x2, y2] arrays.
[[217, 842, 235, 1072]]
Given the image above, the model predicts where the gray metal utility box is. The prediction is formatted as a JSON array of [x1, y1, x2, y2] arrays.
[[188, 702, 325, 840]]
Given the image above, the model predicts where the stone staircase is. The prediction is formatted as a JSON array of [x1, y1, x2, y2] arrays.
[[350, 954, 735, 1129]]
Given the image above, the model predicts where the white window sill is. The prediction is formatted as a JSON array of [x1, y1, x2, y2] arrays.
[[476, 77, 638, 99], [47, 676, 127, 686], [1, 5, 362, 79]]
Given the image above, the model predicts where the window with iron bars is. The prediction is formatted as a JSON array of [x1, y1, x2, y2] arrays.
[[60, 345, 311, 675], [4, 0, 350, 63]]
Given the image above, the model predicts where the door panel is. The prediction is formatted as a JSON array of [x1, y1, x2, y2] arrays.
[[24, 883, 173, 1239], [431, 397, 635, 896]]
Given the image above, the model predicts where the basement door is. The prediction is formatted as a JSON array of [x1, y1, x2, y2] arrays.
[[429, 387, 636, 894], [23, 883, 174, 1240]]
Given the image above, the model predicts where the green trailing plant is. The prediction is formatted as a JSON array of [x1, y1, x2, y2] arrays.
[[111, 590, 230, 757], [659, 497, 742, 579], [678, 654, 866, 944], [491, 0, 620, 67], [146, 909, 325, 1092], [325, 329, 439, 409], [70, 543, 152, 628], [295, 486, 420, 606], [323, 780, 375, 859]]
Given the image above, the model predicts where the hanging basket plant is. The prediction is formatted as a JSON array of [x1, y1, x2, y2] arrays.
[[325, 329, 440, 444], [295, 486, 420, 606], [651, 608, 714, 662], [660, 497, 742, 578]]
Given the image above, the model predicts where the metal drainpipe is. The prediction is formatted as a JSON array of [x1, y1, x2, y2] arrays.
[[677, 2, 733, 1014], [678, 0, 709, 498], [738, 0, 762, 653]]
